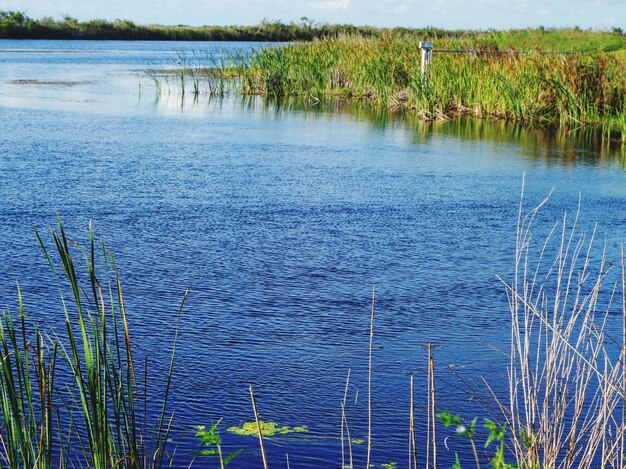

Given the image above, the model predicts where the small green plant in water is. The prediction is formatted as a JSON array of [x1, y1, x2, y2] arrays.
[[227, 421, 308, 437], [380, 463, 397, 469], [195, 423, 242, 468], [438, 411, 515, 469]]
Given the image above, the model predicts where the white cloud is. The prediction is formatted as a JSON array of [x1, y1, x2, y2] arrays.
[[376, 0, 416, 15], [308, 0, 350, 12]]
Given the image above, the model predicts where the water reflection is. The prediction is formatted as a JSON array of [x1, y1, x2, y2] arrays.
[[154, 92, 626, 167]]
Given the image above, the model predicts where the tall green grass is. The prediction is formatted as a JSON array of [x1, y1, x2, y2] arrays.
[[146, 33, 624, 139], [229, 35, 625, 139], [0, 288, 59, 468], [0, 217, 185, 467]]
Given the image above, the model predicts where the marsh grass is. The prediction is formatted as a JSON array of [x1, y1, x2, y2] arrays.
[[0, 289, 59, 468], [146, 32, 625, 140], [233, 36, 625, 136], [486, 184, 626, 468], [0, 216, 184, 468], [145, 50, 251, 98]]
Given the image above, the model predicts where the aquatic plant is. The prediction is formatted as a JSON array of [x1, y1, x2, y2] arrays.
[[0, 291, 59, 468], [230, 35, 625, 137], [0, 216, 185, 468], [491, 185, 626, 468], [194, 422, 242, 468], [438, 412, 514, 469], [227, 421, 308, 437]]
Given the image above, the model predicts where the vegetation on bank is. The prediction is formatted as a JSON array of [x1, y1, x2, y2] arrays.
[[2, 10, 625, 138], [1, 10, 625, 43], [242, 36, 625, 137], [148, 32, 625, 140], [0, 11, 453, 41]]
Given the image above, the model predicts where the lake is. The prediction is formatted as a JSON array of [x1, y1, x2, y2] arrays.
[[0, 39, 625, 468]]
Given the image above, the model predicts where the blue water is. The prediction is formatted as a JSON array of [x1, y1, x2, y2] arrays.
[[1, 40, 625, 468]]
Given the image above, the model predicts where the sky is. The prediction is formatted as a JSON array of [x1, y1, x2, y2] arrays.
[[2, 0, 625, 30]]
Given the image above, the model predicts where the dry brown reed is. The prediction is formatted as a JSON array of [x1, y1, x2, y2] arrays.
[[367, 286, 375, 469], [490, 180, 626, 468], [249, 385, 268, 469]]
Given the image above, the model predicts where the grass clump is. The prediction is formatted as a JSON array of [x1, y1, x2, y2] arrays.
[[231, 35, 625, 139], [0, 216, 185, 468], [0, 291, 59, 468], [485, 185, 626, 468]]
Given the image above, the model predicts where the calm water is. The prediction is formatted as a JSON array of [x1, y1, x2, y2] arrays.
[[1, 40, 625, 467]]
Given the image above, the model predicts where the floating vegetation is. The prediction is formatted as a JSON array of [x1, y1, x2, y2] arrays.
[[7, 79, 93, 86], [380, 463, 398, 469], [227, 421, 308, 437]]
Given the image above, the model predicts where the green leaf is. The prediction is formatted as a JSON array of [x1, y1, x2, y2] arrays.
[[198, 449, 219, 456], [452, 453, 462, 469], [224, 448, 244, 465], [484, 419, 506, 448], [438, 411, 462, 427], [381, 463, 397, 469]]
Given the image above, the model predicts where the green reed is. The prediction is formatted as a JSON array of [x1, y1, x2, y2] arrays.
[[230, 35, 625, 138], [0, 216, 184, 468], [0, 289, 59, 468]]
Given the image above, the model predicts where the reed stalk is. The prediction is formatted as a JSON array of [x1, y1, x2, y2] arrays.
[[491, 185, 626, 468], [0, 216, 184, 468], [249, 385, 268, 469], [428, 346, 438, 469], [367, 287, 375, 469], [409, 373, 418, 469], [341, 368, 351, 469]]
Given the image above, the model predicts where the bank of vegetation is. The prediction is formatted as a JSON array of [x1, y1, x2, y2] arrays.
[[241, 35, 625, 139], [2, 11, 625, 138], [1, 10, 624, 44], [0, 11, 447, 41], [147, 31, 626, 140]]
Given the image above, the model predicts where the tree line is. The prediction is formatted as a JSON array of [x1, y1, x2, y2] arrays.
[[0, 11, 469, 41]]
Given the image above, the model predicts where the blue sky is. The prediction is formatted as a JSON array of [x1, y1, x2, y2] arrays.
[[2, 0, 624, 29]]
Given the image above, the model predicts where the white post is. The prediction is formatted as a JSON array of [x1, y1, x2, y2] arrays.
[[419, 41, 433, 79]]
